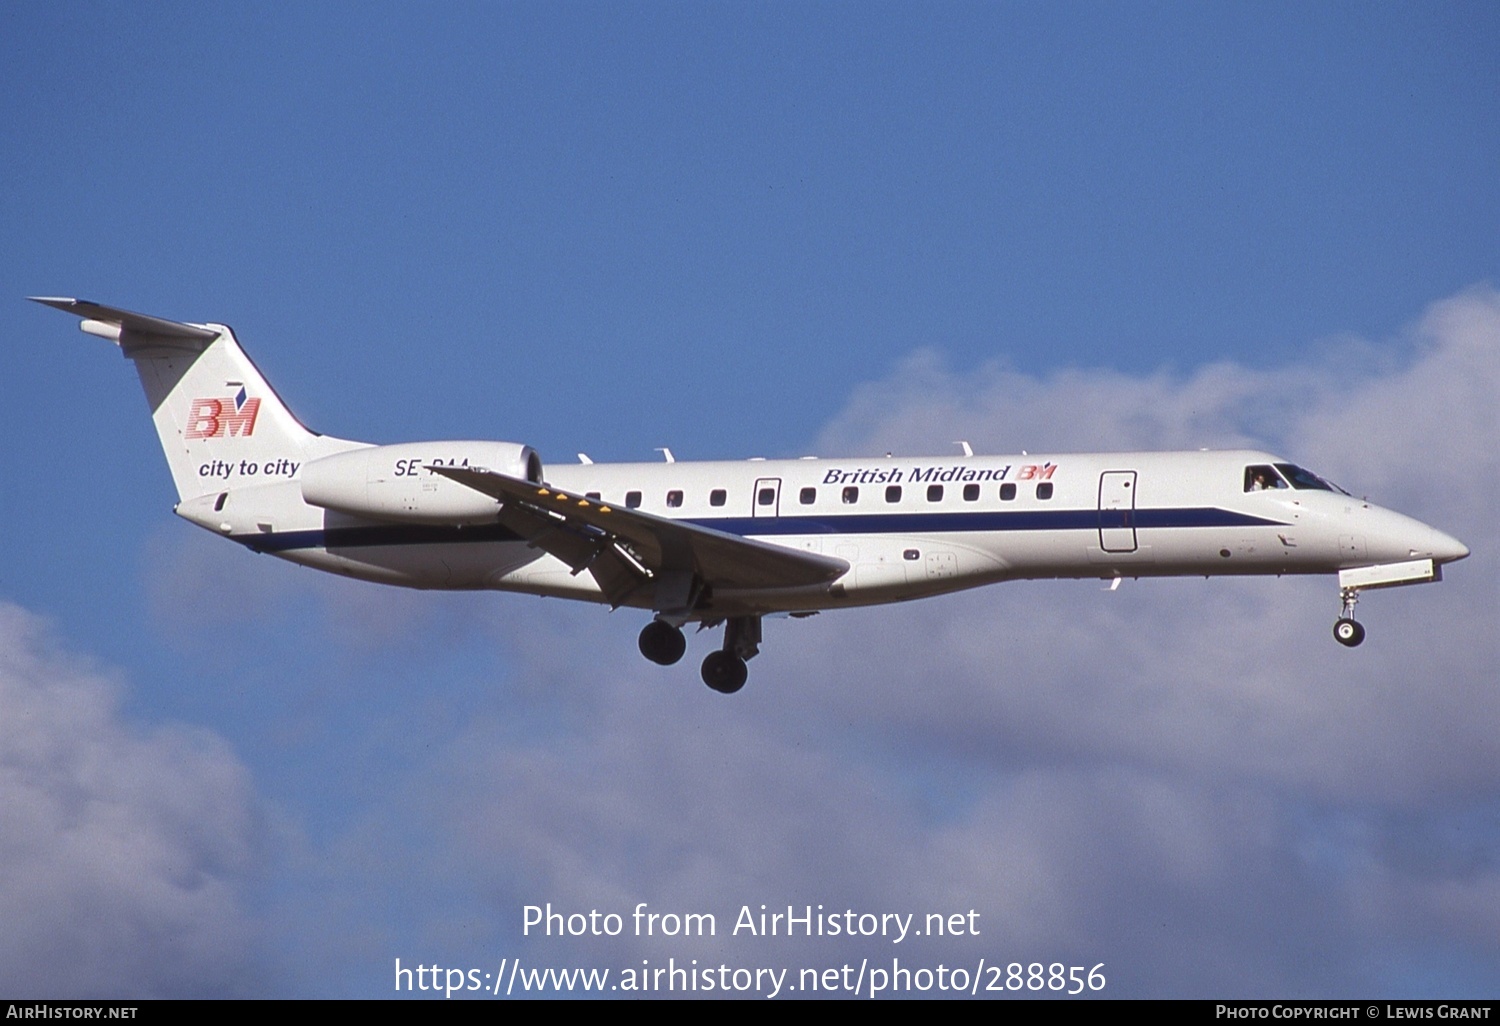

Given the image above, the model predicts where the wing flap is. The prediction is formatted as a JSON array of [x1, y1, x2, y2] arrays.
[[430, 466, 849, 597], [490, 495, 650, 607]]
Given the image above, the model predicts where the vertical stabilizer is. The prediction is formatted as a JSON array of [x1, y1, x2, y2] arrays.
[[30, 298, 324, 502]]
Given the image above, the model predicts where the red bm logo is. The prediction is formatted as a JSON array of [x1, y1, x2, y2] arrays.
[[185, 393, 261, 439]]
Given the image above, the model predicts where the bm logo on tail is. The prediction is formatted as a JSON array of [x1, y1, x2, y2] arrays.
[[185, 383, 260, 439]]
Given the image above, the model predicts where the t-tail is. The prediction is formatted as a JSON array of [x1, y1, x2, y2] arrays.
[[28, 297, 356, 504]]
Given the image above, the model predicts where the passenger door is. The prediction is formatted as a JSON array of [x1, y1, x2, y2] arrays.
[[1098, 471, 1138, 553], [752, 477, 781, 518]]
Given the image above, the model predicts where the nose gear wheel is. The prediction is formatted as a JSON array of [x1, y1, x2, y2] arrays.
[[1333, 587, 1365, 647]]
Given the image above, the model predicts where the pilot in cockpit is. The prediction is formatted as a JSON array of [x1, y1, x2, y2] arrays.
[[1245, 465, 1288, 492]]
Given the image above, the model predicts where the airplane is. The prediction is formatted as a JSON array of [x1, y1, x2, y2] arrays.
[[32, 297, 1470, 694]]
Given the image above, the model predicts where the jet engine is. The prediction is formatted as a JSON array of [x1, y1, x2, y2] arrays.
[[300, 441, 542, 524]]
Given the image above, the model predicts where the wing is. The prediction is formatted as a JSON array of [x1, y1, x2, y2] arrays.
[[429, 465, 848, 612]]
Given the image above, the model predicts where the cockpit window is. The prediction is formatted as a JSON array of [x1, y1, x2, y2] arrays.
[[1244, 465, 1288, 492], [1274, 463, 1345, 493]]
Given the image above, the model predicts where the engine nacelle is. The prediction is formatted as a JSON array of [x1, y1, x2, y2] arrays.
[[301, 441, 542, 524]]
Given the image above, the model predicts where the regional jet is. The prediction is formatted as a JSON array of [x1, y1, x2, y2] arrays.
[[32, 298, 1469, 693]]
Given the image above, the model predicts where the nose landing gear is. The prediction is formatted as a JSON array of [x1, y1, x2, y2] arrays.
[[1333, 586, 1365, 647]]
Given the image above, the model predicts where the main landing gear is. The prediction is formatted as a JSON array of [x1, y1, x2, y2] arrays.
[[1333, 586, 1366, 647], [701, 651, 748, 694], [637, 615, 761, 694], [638, 619, 687, 665], [700, 616, 760, 694]]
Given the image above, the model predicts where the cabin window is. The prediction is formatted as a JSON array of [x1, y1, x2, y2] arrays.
[[626, 490, 642, 508], [1000, 483, 1017, 501], [963, 483, 980, 501], [710, 488, 726, 507], [842, 486, 859, 504], [666, 490, 683, 508], [885, 485, 902, 503], [927, 484, 943, 502], [1036, 482, 1054, 500], [1244, 465, 1288, 492], [903, 548, 920, 560], [214, 492, 228, 512], [585, 492, 601, 501], [757, 487, 775, 506], [799, 487, 816, 505]]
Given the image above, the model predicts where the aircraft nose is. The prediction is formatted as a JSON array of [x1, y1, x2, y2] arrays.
[[1364, 506, 1470, 565], [1428, 528, 1469, 564]]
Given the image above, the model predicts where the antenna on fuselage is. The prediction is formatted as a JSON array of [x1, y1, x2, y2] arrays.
[[954, 440, 973, 457], [656, 448, 675, 463]]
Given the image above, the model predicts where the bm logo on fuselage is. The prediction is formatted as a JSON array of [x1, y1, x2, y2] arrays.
[[185, 385, 260, 440]]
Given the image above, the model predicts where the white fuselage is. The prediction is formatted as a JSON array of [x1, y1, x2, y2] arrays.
[[186, 447, 1466, 620], [35, 294, 1464, 681], [36, 296, 1468, 686]]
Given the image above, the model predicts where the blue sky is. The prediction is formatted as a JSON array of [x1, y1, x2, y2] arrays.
[[3, 1, 1498, 998]]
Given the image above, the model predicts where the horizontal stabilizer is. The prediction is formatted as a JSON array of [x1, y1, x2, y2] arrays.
[[29, 297, 220, 347]]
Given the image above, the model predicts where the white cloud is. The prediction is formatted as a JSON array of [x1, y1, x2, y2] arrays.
[[0, 604, 264, 997]]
